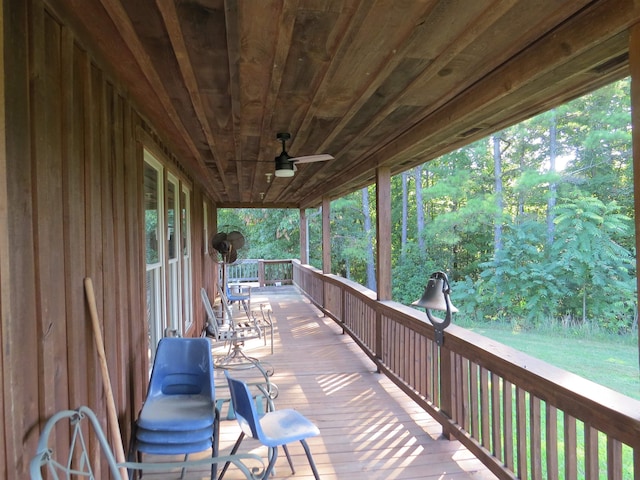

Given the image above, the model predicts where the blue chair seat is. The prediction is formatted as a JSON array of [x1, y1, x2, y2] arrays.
[[137, 394, 214, 431], [136, 438, 214, 455], [257, 409, 319, 447], [136, 425, 213, 444]]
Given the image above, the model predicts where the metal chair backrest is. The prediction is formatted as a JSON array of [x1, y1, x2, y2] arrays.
[[201, 287, 223, 338], [30, 406, 122, 479]]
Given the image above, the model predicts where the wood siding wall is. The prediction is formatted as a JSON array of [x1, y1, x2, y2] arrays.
[[0, 0, 212, 476]]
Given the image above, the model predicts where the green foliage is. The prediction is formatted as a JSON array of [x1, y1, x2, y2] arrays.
[[551, 195, 636, 331], [392, 244, 438, 305], [217, 208, 301, 260], [218, 78, 636, 335]]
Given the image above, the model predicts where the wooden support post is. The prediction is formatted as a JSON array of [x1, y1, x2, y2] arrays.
[[376, 167, 392, 300], [322, 197, 331, 274], [631, 23, 640, 369], [299, 208, 308, 265]]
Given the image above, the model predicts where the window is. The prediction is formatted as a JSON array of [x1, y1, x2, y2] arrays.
[[181, 186, 193, 332], [167, 173, 181, 332], [143, 149, 194, 361], [144, 153, 165, 361], [203, 201, 209, 255]]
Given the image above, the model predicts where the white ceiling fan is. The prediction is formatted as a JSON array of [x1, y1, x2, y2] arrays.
[[274, 132, 333, 177]]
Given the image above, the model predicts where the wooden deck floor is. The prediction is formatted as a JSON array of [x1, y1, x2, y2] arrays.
[[145, 286, 497, 480]]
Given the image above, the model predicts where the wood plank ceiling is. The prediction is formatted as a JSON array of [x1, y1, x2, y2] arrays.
[[49, 0, 639, 208]]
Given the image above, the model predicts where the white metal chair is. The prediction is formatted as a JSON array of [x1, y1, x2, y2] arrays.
[[218, 284, 274, 355], [203, 287, 270, 370], [30, 406, 264, 480]]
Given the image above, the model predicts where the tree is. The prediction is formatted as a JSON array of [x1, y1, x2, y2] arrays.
[[362, 187, 376, 290], [551, 196, 635, 329]]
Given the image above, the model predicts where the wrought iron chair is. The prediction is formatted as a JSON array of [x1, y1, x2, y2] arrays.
[[218, 284, 274, 355], [202, 287, 267, 363], [219, 371, 321, 480], [201, 287, 236, 352], [129, 337, 219, 479], [30, 405, 265, 480]]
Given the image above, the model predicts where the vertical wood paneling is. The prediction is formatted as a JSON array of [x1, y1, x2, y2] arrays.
[[0, 0, 6, 466], [124, 111, 146, 419], [0, 1, 211, 475], [1, 0, 38, 476], [39, 8, 72, 452], [65, 41, 89, 411], [86, 63, 106, 477], [111, 89, 129, 422], [100, 82, 118, 467]]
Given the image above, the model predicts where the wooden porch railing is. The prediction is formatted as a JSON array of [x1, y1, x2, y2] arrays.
[[224, 259, 293, 286], [292, 260, 640, 480]]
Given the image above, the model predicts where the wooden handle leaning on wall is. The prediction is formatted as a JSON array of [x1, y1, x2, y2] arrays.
[[84, 277, 129, 480]]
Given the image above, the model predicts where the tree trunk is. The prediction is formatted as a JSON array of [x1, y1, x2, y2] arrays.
[[493, 135, 503, 256], [547, 109, 558, 246], [362, 187, 377, 291], [415, 165, 425, 252], [401, 171, 408, 257]]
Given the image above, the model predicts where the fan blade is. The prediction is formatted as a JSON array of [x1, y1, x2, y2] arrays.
[[224, 249, 238, 264], [211, 232, 229, 253], [227, 231, 245, 250], [290, 154, 334, 164]]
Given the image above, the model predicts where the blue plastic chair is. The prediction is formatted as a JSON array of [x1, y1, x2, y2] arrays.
[[220, 371, 321, 480], [130, 337, 219, 479], [226, 282, 252, 313]]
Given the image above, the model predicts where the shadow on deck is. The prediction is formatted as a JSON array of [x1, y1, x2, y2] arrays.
[[147, 285, 497, 479]]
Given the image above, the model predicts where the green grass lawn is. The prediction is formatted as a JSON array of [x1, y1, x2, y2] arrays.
[[460, 323, 640, 401]]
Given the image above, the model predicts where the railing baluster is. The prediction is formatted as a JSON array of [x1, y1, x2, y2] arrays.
[[492, 373, 503, 463], [530, 396, 542, 480], [440, 345, 453, 438], [470, 362, 480, 439], [564, 414, 577, 480], [584, 423, 599, 479], [516, 386, 528, 480], [546, 404, 559, 480], [503, 380, 513, 471], [607, 437, 623, 480], [480, 367, 490, 450]]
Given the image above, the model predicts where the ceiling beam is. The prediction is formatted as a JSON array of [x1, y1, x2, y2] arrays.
[[155, 0, 231, 199], [98, 0, 217, 197]]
